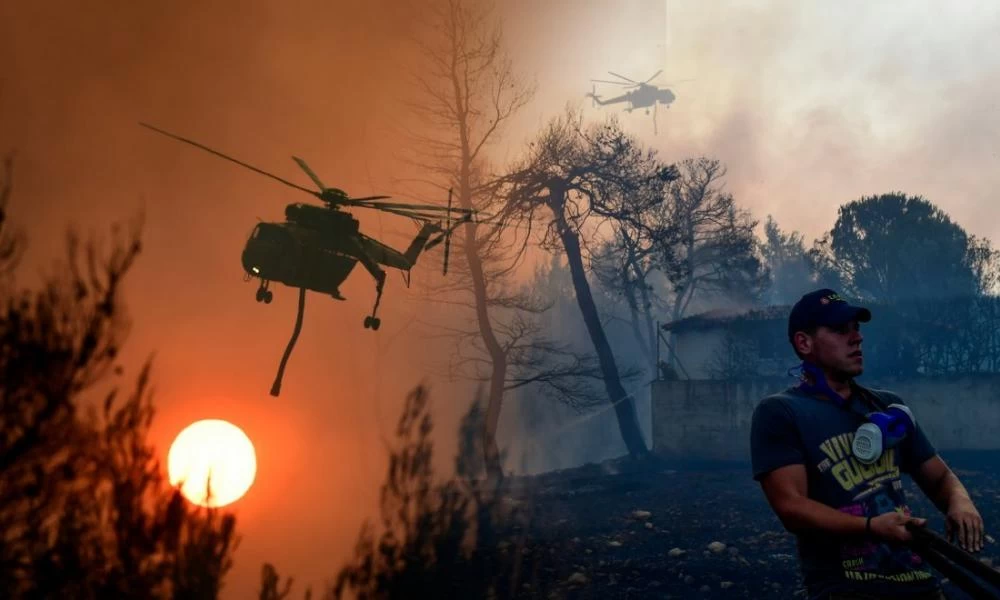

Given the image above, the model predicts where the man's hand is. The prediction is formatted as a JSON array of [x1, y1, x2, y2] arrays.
[[870, 512, 927, 543], [946, 498, 984, 552], [914, 456, 986, 552]]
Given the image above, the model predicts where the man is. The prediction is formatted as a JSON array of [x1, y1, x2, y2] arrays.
[[750, 289, 985, 600]]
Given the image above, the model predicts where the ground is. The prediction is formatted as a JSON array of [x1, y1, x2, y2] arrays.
[[498, 451, 1000, 599]]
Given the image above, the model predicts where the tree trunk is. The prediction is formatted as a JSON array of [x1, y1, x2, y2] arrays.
[[553, 209, 650, 459], [459, 182, 507, 483], [449, 43, 507, 481], [624, 288, 651, 368], [668, 290, 685, 374], [622, 244, 654, 373], [668, 245, 696, 374], [638, 272, 659, 377], [623, 245, 659, 378]]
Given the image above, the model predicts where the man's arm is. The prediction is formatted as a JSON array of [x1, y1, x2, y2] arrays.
[[760, 464, 923, 541], [750, 397, 920, 541], [914, 455, 972, 512], [913, 455, 985, 552], [760, 464, 867, 536]]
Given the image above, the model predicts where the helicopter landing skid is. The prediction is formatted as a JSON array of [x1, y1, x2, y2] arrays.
[[255, 280, 273, 304], [363, 272, 385, 331]]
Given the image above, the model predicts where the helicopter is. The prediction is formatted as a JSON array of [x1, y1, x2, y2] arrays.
[[586, 70, 691, 134], [140, 122, 477, 395]]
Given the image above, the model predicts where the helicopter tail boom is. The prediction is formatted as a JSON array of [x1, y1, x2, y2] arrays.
[[589, 92, 629, 107], [403, 221, 444, 267]]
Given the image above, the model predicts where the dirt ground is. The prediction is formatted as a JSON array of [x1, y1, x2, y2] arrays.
[[500, 451, 1000, 599]]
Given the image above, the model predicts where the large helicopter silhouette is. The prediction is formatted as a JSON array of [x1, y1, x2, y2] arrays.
[[140, 122, 476, 395], [586, 70, 691, 134]]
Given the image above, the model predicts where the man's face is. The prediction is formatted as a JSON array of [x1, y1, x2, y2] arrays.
[[800, 320, 864, 378]]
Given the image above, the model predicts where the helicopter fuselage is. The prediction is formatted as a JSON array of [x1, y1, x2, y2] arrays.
[[591, 83, 676, 111], [241, 221, 358, 298], [625, 85, 675, 110], [240, 202, 429, 300], [284, 202, 359, 235]]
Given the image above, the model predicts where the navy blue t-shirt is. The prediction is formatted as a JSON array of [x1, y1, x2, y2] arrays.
[[750, 384, 939, 599]]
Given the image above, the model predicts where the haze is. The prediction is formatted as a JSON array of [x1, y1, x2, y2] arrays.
[[3, 0, 998, 597]]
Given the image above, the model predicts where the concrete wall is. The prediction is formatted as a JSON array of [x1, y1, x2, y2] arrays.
[[651, 375, 1000, 461], [668, 329, 725, 380]]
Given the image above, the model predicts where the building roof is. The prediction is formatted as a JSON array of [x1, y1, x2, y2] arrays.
[[661, 304, 791, 333]]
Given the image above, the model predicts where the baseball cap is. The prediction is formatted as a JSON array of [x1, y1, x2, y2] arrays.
[[787, 288, 871, 340]]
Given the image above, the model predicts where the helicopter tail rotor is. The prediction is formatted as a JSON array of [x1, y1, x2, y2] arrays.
[[404, 220, 444, 267], [423, 189, 472, 272], [443, 188, 452, 275]]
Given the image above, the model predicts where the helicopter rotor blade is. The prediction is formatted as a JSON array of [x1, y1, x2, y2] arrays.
[[643, 69, 663, 84], [350, 199, 475, 215], [590, 79, 633, 86], [388, 208, 470, 222], [443, 188, 452, 275], [139, 122, 319, 197], [292, 156, 328, 191], [348, 195, 392, 202], [364, 205, 443, 221], [658, 78, 696, 86], [608, 71, 638, 84], [361, 204, 487, 223]]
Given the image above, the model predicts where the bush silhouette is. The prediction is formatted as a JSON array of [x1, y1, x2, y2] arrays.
[[0, 161, 238, 598], [327, 386, 545, 600]]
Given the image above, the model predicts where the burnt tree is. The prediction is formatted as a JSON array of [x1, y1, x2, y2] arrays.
[[404, 0, 601, 481], [504, 110, 676, 459]]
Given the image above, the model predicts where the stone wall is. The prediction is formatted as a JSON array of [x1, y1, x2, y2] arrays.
[[651, 375, 1000, 461]]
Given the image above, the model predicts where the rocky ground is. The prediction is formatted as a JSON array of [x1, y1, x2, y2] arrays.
[[499, 451, 1000, 599]]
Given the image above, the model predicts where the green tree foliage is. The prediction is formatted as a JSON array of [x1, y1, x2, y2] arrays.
[[965, 234, 1000, 296], [809, 192, 999, 303], [0, 161, 238, 598], [760, 216, 816, 306]]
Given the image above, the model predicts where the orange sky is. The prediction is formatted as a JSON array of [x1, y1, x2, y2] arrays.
[[4, 0, 1000, 597], [0, 1, 487, 596]]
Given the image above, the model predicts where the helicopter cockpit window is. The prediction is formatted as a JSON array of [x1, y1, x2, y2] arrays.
[[251, 223, 288, 243]]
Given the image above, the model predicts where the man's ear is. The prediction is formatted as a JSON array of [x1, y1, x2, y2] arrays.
[[793, 331, 812, 356]]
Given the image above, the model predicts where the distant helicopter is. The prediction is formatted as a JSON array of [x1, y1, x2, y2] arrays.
[[586, 70, 691, 134], [140, 122, 476, 395]]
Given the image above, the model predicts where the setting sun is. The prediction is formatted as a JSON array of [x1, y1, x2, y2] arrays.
[[168, 419, 257, 508]]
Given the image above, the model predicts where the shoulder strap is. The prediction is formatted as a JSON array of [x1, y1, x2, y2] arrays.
[[851, 383, 891, 412]]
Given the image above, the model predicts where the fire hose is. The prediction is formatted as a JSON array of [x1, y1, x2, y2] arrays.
[[905, 523, 1000, 599]]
